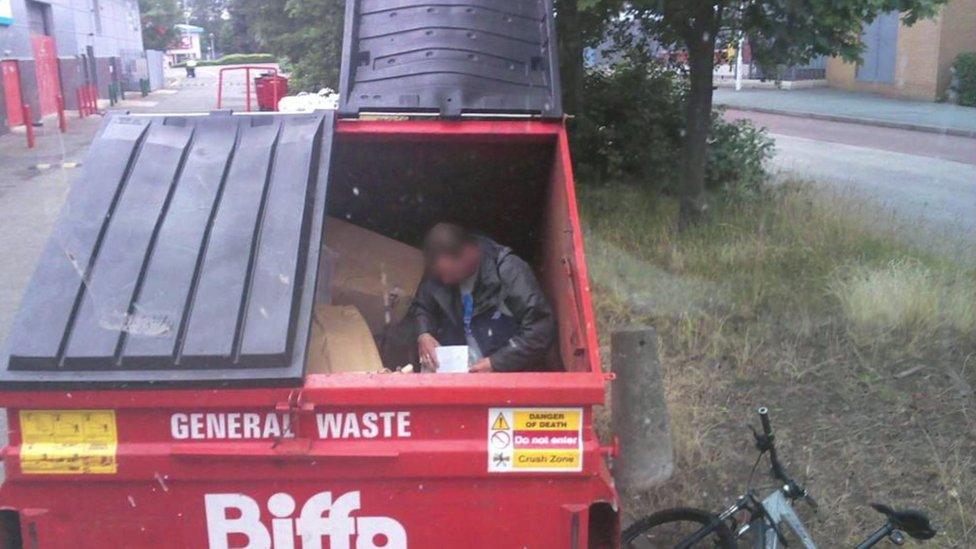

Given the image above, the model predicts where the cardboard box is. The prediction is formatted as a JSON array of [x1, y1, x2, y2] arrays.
[[306, 305, 384, 374], [322, 217, 424, 335]]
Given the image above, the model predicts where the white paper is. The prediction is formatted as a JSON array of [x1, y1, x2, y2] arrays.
[[435, 345, 469, 373]]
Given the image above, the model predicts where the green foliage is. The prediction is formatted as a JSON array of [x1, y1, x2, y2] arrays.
[[630, 0, 948, 73], [173, 53, 276, 67], [138, 0, 180, 51], [953, 52, 976, 107], [572, 57, 773, 195], [706, 116, 774, 196], [228, 0, 344, 91], [624, 0, 947, 220]]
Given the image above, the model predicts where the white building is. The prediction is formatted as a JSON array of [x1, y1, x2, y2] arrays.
[[165, 23, 202, 65]]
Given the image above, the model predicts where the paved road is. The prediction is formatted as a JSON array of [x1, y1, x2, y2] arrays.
[[725, 109, 976, 254], [725, 109, 976, 165], [715, 87, 976, 136]]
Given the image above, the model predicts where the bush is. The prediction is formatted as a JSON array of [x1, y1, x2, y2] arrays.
[[707, 115, 775, 195], [174, 53, 276, 68], [571, 60, 687, 189], [571, 56, 773, 195], [953, 52, 976, 107]]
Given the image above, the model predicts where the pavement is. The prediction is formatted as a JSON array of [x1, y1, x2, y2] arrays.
[[724, 109, 976, 256], [715, 88, 976, 137]]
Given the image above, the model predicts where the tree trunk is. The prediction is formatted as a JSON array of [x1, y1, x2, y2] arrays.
[[679, 35, 716, 226], [555, 0, 583, 115]]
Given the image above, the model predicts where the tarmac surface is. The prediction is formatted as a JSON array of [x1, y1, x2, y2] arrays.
[[724, 108, 976, 255], [715, 87, 976, 137]]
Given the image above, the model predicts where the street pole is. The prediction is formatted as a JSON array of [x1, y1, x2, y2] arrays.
[[209, 33, 215, 60], [734, 36, 744, 91]]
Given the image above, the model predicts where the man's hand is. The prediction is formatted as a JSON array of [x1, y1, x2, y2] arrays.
[[418, 333, 440, 372], [468, 357, 492, 373]]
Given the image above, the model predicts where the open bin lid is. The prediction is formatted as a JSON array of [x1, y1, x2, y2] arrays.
[[0, 110, 335, 388], [338, 0, 562, 118]]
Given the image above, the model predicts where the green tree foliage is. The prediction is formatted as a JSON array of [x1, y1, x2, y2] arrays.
[[139, 0, 181, 51], [228, 0, 344, 91], [554, 0, 625, 114], [953, 52, 976, 106], [216, 0, 260, 55], [572, 55, 773, 195], [628, 0, 948, 223]]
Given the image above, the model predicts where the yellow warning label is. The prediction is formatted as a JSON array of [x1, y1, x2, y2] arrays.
[[491, 413, 510, 431], [513, 410, 580, 431], [488, 407, 584, 473], [513, 450, 581, 469], [19, 410, 118, 474]]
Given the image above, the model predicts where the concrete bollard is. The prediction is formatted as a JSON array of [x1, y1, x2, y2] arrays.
[[611, 327, 674, 493]]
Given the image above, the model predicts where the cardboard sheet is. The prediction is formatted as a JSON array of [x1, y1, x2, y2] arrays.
[[306, 305, 384, 374], [322, 217, 425, 334]]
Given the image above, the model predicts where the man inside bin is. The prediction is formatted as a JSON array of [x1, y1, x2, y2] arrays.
[[411, 223, 555, 373]]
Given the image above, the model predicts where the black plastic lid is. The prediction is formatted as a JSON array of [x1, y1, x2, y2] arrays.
[[0, 111, 335, 388], [338, 0, 563, 118]]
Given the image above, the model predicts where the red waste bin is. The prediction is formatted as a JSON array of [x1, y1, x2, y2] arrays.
[[254, 73, 288, 111]]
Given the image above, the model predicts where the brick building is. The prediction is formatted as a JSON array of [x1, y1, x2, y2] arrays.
[[0, 0, 144, 132], [826, 0, 976, 101]]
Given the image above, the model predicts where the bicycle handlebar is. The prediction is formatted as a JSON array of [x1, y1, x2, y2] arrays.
[[758, 407, 773, 438], [755, 407, 812, 506]]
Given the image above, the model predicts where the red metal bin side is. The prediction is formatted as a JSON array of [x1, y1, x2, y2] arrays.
[[0, 119, 619, 548], [0, 375, 617, 548]]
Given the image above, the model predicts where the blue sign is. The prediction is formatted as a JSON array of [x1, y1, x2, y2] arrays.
[[0, 0, 12, 26]]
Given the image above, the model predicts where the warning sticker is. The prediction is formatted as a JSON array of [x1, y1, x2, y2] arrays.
[[487, 408, 583, 473], [19, 410, 118, 474]]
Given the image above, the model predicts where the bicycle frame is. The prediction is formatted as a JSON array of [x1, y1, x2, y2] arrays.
[[751, 491, 817, 549], [624, 408, 932, 549]]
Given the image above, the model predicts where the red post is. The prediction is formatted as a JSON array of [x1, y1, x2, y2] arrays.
[[245, 67, 251, 112], [77, 88, 86, 118], [22, 104, 34, 149], [56, 94, 67, 133], [87, 84, 97, 114]]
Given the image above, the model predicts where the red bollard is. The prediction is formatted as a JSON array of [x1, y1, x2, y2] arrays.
[[76, 88, 85, 118], [245, 67, 252, 112], [56, 95, 67, 133], [89, 84, 98, 114], [22, 104, 34, 149]]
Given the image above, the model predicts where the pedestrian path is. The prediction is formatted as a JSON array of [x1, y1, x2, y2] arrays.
[[714, 88, 976, 137]]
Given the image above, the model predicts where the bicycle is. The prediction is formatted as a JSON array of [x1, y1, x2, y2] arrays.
[[622, 407, 937, 548]]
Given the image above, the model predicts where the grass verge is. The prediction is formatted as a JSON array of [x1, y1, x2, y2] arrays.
[[582, 181, 976, 546]]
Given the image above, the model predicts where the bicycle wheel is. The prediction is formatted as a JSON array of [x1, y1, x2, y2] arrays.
[[622, 507, 737, 548]]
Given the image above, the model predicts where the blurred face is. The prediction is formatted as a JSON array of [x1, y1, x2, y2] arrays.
[[430, 243, 480, 285]]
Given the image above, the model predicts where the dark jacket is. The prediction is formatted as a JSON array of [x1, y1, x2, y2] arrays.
[[410, 237, 555, 372]]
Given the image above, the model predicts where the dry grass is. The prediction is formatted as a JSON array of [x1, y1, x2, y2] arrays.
[[582, 182, 976, 546], [831, 260, 976, 343]]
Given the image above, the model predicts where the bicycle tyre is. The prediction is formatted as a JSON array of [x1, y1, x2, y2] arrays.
[[622, 507, 737, 548]]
